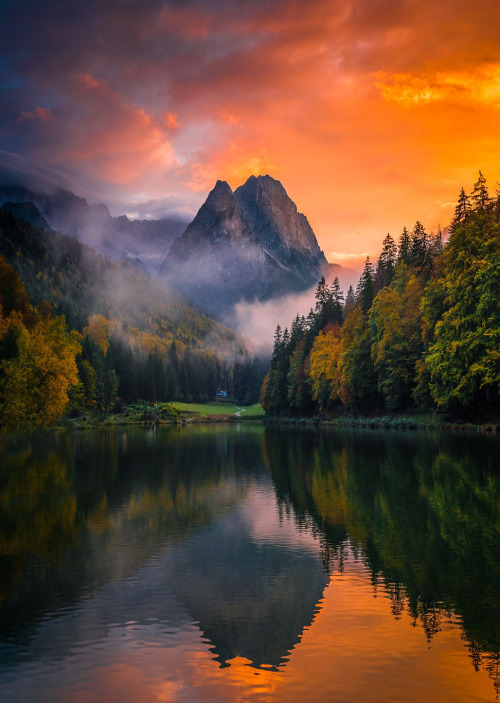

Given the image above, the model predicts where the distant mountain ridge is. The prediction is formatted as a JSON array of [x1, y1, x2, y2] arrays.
[[0, 208, 241, 354], [159, 175, 328, 317], [0, 184, 187, 275]]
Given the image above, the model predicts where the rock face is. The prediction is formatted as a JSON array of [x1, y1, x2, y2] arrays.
[[159, 175, 327, 317]]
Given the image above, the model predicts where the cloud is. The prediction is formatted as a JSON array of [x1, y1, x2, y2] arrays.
[[230, 288, 318, 354], [59, 73, 179, 185], [2, 0, 500, 255], [18, 107, 55, 122], [376, 65, 500, 106]]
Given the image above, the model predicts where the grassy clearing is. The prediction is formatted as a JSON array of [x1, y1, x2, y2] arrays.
[[171, 401, 264, 417]]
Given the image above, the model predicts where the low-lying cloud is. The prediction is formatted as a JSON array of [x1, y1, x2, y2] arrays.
[[230, 287, 320, 354]]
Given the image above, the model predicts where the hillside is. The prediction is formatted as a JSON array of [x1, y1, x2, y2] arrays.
[[0, 185, 187, 275], [0, 209, 241, 353]]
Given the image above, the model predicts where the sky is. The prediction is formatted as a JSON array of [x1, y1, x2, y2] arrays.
[[1, 0, 500, 266]]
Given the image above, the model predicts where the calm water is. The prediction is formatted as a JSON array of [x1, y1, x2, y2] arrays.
[[1, 424, 500, 702]]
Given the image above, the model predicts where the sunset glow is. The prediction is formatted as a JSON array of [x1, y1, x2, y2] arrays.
[[1, 0, 500, 261]]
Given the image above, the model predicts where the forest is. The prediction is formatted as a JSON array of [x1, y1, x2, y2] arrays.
[[261, 172, 500, 418], [0, 212, 266, 430]]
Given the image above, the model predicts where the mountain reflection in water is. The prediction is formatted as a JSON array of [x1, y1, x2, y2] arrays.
[[0, 425, 499, 702]]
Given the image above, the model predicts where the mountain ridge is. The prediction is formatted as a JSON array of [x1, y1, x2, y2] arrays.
[[0, 184, 188, 275]]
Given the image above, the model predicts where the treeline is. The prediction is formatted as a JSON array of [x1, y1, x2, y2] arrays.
[[71, 316, 266, 415], [261, 171, 500, 417], [0, 212, 266, 429]]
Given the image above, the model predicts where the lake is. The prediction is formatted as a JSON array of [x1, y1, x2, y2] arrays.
[[0, 424, 499, 702]]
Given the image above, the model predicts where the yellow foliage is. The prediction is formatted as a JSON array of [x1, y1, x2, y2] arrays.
[[0, 313, 81, 430], [83, 313, 112, 354], [309, 325, 342, 409]]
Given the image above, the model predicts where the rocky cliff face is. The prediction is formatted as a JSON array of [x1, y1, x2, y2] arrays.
[[159, 175, 327, 317]]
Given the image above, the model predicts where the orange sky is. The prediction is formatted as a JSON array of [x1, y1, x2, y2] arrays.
[[2, 0, 500, 265]]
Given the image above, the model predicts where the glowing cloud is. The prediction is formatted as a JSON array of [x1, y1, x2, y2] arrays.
[[376, 64, 500, 106]]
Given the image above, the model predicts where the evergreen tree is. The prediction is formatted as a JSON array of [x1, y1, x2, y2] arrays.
[[313, 276, 335, 332], [369, 272, 424, 411], [410, 221, 429, 270], [261, 325, 291, 415], [375, 233, 397, 290], [398, 227, 411, 265], [344, 285, 355, 319], [356, 258, 375, 315], [471, 170, 491, 211], [330, 277, 344, 324], [452, 187, 470, 227], [424, 210, 500, 409]]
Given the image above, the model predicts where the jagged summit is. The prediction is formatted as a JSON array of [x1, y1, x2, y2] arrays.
[[158, 174, 327, 318], [172, 179, 252, 250]]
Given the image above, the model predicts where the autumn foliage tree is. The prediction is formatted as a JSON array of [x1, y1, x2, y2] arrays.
[[0, 257, 81, 429]]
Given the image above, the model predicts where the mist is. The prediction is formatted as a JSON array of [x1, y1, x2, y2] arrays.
[[229, 287, 318, 355], [228, 265, 361, 354]]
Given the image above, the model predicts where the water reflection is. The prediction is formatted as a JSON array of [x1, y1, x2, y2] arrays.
[[264, 427, 500, 693], [0, 426, 499, 700]]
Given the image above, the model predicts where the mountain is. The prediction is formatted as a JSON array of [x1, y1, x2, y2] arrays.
[[158, 175, 328, 317], [0, 208, 241, 353], [1, 201, 50, 229], [0, 185, 188, 275]]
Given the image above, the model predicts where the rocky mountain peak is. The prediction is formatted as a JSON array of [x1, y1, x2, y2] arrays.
[[158, 174, 328, 319], [234, 175, 325, 261], [173, 179, 251, 249]]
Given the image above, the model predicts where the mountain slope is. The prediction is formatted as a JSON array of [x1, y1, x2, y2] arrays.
[[159, 175, 328, 317], [0, 185, 187, 275], [0, 209, 241, 354]]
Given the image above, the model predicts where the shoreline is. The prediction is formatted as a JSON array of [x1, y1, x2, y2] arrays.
[[264, 414, 500, 433], [53, 414, 500, 434]]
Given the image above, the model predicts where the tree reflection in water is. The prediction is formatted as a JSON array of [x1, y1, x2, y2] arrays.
[[264, 427, 500, 694]]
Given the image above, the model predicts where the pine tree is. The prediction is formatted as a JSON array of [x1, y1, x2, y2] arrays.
[[410, 221, 429, 269], [330, 277, 344, 324], [356, 258, 375, 315], [313, 276, 336, 331], [471, 170, 491, 211], [344, 285, 355, 319], [452, 187, 470, 227], [398, 227, 411, 265], [375, 233, 397, 290], [261, 324, 291, 414]]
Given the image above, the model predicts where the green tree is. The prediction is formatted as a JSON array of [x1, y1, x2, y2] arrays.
[[398, 227, 411, 266], [338, 307, 379, 410], [452, 187, 471, 228], [471, 170, 491, 211], [356, 258, 375, 315], [375, 234, 397, 290], [424, 211, 500, 409], [369, 272, 424, 410]]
